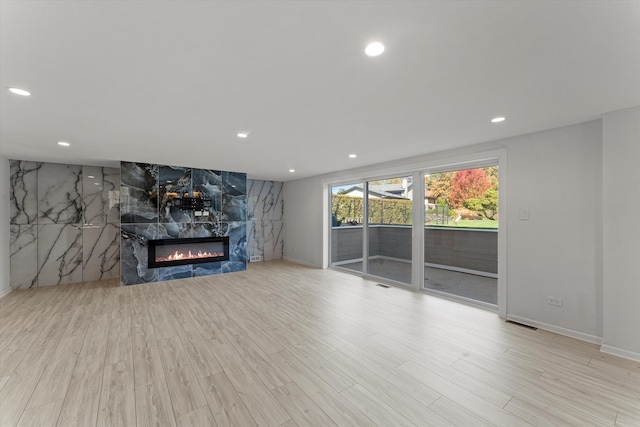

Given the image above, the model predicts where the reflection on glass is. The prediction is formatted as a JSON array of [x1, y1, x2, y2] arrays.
[[424, 166, 498, 305], [367, 176, 413, 285], [330, 183, 364, 272]]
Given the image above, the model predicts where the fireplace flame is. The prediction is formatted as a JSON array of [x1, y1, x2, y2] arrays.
[[155, 249, 225, 263]]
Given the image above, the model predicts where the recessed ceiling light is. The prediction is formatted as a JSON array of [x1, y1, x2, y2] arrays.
[[8, 87, 31, 96], [365, 42, 385, 57], [237, 132, 249, 138], [57, 141, 70, 147], [94, 182, 100, 185], [87, 175, 95, 178], [289, 169, 295, 173], [491, 116, 506, 123], [349, 154, 357, 158]]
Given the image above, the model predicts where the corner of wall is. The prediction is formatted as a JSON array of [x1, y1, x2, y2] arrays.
[[0, 156, 11, 297], [602, 105, 640, 358]]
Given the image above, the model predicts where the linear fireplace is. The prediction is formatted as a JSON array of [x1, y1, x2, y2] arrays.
[[148, 236, 230, 268]]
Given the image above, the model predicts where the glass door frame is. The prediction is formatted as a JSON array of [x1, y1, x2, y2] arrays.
[[324, 149, 506, 317]]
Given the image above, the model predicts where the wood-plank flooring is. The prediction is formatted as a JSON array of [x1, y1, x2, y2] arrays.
[[1, 260, 638, 426]]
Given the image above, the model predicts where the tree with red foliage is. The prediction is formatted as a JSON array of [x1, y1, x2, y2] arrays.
[[448, 169, 492, 208]]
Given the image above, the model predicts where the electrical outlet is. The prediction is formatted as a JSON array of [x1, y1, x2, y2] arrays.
[[519, 209, 530, 220], [546, 296, 563, 307], [249, 255, 263, 263]]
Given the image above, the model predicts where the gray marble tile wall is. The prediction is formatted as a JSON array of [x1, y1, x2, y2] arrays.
[[9, 160, 121, 289], [120, 162, 247, 285], [247, 179, 284, 262]]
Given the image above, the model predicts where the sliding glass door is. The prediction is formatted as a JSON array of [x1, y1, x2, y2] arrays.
[[330, 177, 413, 284], [330, 183, 364, 273], [366, 176, 413, 285], [329, 164, 499, 307], [424, 166, 498, 305]]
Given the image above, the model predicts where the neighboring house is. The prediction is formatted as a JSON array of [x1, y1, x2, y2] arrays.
[[339, 178, 413, 200]]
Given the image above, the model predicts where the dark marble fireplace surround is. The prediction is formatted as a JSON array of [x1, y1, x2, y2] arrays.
[[120, 161, 248, 285]]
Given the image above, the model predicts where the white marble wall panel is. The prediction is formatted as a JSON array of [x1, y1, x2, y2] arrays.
[[248, 180, 274, 220], [10, 160, 39, 225], [246, 220, 263, 260], [9, 160, 120, 288], [83, 223, 120, 280], [273, 220, 284, 260], [247, 179, 284, 261], [38, 163, 83, 224], [273, 181, 284, 221], [262, 220, 275, 261], [83, 166, 120, 224], [37, 223, 83, 286], [10, 224, 38, 289]]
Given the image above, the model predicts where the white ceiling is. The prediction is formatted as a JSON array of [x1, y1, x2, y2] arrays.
[[1, 1, 639, 182]]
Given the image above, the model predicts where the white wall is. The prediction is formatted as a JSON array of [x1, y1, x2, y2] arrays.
[[285, 120, 604, 343], [284, 177, 325, 267], [0, 156, 11, 297], [602, 106, 640, 360], [503, 120, 602, 341]]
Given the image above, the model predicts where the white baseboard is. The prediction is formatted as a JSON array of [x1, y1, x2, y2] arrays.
[[506, 314, 603, 345], [600, 344, 640, 362], [282, 256, 321, 269], [0, 286, 12, 299]]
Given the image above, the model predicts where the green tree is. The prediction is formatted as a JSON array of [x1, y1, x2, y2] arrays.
[[464, 189, 498, 220]]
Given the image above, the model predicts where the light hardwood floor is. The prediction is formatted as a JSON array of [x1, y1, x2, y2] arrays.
[[1, 260, 638, 426]]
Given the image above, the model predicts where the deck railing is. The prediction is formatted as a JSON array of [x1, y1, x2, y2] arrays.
[[331, 225, 497, 275]]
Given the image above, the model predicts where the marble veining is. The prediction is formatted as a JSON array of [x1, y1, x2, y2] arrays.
[[121, 162, 158, 190], [273, 181, 284, 221], [159, 165, 192, 223], [10, 224, 38, 289], [247, 179, 273, 220], [83, 166, 120, 224], [247, 179, 285, 261], [83, 223, 120, 280], [10, 160, 39, 225], [37, 223, 83, 286], [221, 171, 247, 221], [158, 222, 192, 239], [120, 186, 159, 224], [121, 223, 159, 286], [273, 220, 284, 259], [246, 220, 262, 260], [192, 169, 223, 222], [121, 162, 158, 224], [9, 160, 121, 289], [120, 162, 248, 285], [38, 163, 83, 224]]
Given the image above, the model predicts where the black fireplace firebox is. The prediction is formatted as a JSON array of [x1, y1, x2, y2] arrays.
[[148, 236, 230, 268]]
